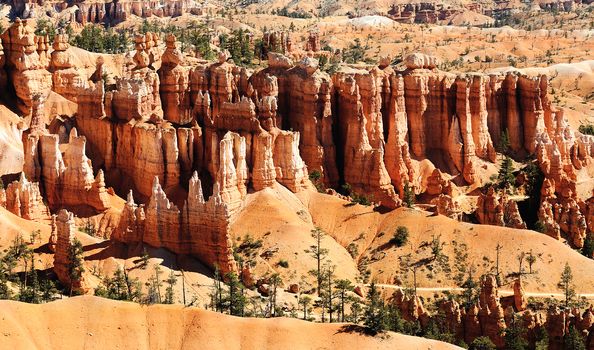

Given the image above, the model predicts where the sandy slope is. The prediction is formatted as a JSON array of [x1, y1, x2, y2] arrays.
[[299, 190, 594, 295], [0, 296, 461, 350], [0, 105, 24, 176]]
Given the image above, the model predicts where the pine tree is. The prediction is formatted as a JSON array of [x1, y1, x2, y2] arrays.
[[364, 282, 386, 335], [497, 129, 511, 155], [582, 234, 594, 258], [335, 279, 353, 322], [323, 265, 336, 322], [164, 270, 177, 304], [269, 273, 282, 317], [308, 227, 329, 295], [497, 155, 515, 191], [225, 272, 246, 316], [40, 279, 57, 302], [469, 336, 496, 350], [564, 325, 586, 350], [558, 262, 576, 308], [0, 251, 12, 300], [300, 295, 312, 320], [504, 314, 528, 350], [19, 255, 41, 303], [403, 182, 415, 208], [67, 238, 85, 296], [209, 266, 224, 312]]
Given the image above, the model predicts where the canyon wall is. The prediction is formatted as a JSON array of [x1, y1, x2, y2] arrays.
[[2, 21, 594, 272], [390, 276, 594, 350]]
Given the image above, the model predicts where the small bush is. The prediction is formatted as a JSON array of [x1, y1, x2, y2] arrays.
[[278, 259, 289, 268], [390, 226, 409, 247], [579, 124, 594, 136], [347, 243, 359, 258], [469, 336, 496, 350], [533, 220, 546, 233]]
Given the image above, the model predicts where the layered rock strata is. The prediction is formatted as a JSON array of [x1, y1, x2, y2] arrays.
[[1, 173, 49, 220], [0, 19, 52, 115], [112, 172, 236, 275], [475, 187, 526, 229], [53, 209, 87, 293], [23, 129, 111, 213]]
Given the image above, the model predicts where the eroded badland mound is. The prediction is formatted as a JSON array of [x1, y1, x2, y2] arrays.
[[0, 296, 461, 350], [0, 3, 594, 349]]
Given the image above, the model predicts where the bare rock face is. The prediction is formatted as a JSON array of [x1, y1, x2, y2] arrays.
[[24, 129, 111, 213], [404, 53, 440, 70], [3, 173, 49, 220], [53, 209, 87, 293], [392, 288, 430, 327], [158, 34, 192, 125], [539, 177, 588, 247], [431, 194, 461, 220], [334, 68, 400, 208], [305, 32, 321, 52], [267, 52, 293, 70], [251, 132, 277, 191], [48, 214, 57, 253], [513, 279, 527, 312], [0, 37, 6, 90], [49, 33, 103, 118], [112, 33, 163, 123], [383, 71, 416, 197], [113, 173, 236, 276], [215, 132, 248, 214], [477, 275, 506, 348], [1, 19, 52, 115], [426, 168, 452, 196], [272, 130, 309, 192], [262, 31, 293, 56], [284, 57, 339, 187], [476, 187, 526, 229]]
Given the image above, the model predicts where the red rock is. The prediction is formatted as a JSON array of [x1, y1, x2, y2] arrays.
[[53, 209, 89, 293]]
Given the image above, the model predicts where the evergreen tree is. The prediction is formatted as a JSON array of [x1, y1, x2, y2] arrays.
[[534, 326, 549, 350], [140, 248, 150, 269], [335, 279, 353, 322], [385, 303, 404, 333], [164, 270, 177, 304], [390, 226, 409, 247], [0, 251, 13, 300], [497, 129, 511, 155], [67, 238, 85, 296], [40, 279, 58, 302], [469, 336, 496, 350], [225, 272, 246, 316], [558, 262, 576, 308], [308, 227, 329, 295], [564, 325, 586, 350], [582, 234, 594, 258], [19, 255, 41, 303], [268, 273, 282, 317], [209, 266, 224, 312], [504, 314, 529, 350], [145, 265, 163, 304], [300, 295, 312, 320], [322, 265, 336, 322], [525, 250, 537, 274], [403, 182, 415, 208], [497, 155, 515, 191], [348, 296, 362, 323], [35, 19, 56, 43], [364, 282, 386, 335]]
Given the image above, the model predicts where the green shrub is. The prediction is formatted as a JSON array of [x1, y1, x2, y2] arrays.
[[469, 336, 496, 350], [390, 226, 409, 247], [579, 124, 594, 136]]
